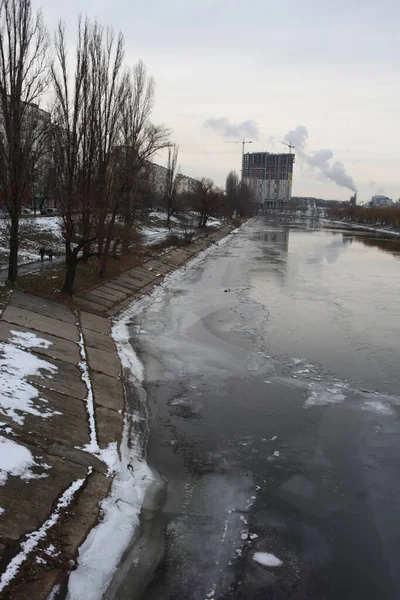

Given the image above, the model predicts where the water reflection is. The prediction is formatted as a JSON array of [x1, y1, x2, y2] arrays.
[[342, 231, 400, 257], [256, 228, 290, 251]]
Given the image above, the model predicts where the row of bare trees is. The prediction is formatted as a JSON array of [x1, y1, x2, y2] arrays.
[[51, 20, 169, 293], [328, 205, 400, 229], [0, 0, 169, 292], [0, 0, 254, 294]]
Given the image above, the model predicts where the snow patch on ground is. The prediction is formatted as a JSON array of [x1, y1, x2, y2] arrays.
[[0, 436, 49, 485], [253, 552, 283, 567], [0, 472, 88, 594], [67, 312, 153, 600], [76, 324, 98, 453], [46, 584, 61, 600], [9, 330, 53, 349], [0, 338, 60, 425]]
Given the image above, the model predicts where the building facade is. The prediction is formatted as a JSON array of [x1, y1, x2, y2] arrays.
[[242, 152, 295, 207], [175, 174, 200, 195], [148, 162, 170, 198]]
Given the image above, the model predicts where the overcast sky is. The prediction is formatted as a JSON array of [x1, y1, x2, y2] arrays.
[[35, 0, 400, 202]]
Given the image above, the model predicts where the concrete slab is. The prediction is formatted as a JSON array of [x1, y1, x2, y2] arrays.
[[0, 442, 86, 540], [126, 268, 152, 280], [10, 569, 64, 600], [74, 296, 106, 314], [95, 405, 123, 448], [101, 286, 127, 301], [122, 276, 151, 289], [89, 287, 122, 302], [46, 442, 107, 474], [81, 293, 114, 308], [104, 282, 134, 295], [143, 261, 172, 275], [86, 345, 120, 379], [82, 326, 115, 353], [28, 357, 87, 401], [0, 387, 90, 447], [10, 291, 76, 325], [107, 297, 139, 317], [129, 270, 155, 283], [138, 283, 156, 295], [92, 371, 124, 411], [116, 276, 140, 291], [79, 311, 111, 335], [59, 470, 111, 556], [0, 321, 80, 365], [1, 305, 79, 342]]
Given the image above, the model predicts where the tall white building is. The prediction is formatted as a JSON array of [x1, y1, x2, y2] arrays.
[[242, 152, 295, 207]]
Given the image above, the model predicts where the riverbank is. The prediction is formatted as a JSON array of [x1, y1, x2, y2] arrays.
[[0, 223, 237, 599], [325, 218, 400, 237]]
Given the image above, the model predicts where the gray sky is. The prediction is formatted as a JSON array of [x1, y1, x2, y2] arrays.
[[36, 0, 400, 201]]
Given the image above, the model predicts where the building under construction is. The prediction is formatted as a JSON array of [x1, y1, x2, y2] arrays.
[[242, 152, 295, 208]]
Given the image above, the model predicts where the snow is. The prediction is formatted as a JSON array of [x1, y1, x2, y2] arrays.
[[0, 340, 60, 425], [76, 319, 120, 475], [0, 472, 88, 594], [0, 435, 51, 486], [362, 400, 394, 416], [112, 313, 144, 383], [46, 585, 61, 600], [253, 552, 283, 567], [76, 325, 98, 453], [304, 382, 347, 408], [9, 330, 52, 349], [66, 313, 154, 600], [31, 216, 62, 236]]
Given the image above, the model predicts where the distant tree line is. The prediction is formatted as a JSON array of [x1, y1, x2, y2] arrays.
[[328, 205, 400, 229]]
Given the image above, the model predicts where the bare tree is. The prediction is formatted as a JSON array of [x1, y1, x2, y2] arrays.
[[192, 178, 223, 227], [225, 170, 254, 218], [51, 18, 98, 294], [225, 170, 239, 218], [0, 0, 49, 283], [164, 143, 178, 229], [118, 61, 170, 224]]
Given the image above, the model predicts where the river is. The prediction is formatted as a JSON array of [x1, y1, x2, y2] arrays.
[[106, 217, 400, 600]]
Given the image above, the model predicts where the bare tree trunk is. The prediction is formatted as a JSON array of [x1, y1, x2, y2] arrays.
[[61, 258, 78, 295], [7, 214, 19, 283]]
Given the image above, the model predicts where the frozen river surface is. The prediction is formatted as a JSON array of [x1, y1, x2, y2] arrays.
[[108, 218, 400, 600]]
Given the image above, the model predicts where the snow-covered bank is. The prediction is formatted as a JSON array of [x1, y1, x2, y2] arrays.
[[324, 219, 400, 237], [66, 312, 154, 600]]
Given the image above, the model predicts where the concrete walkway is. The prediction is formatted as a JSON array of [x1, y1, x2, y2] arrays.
[[75, 228, 232, 317], [0, 292, 124, 599], [0, 257, 65, 283]]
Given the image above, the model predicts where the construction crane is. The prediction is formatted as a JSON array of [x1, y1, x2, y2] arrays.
[[280, 140, 294, 153], [225, 139, 253, 180]]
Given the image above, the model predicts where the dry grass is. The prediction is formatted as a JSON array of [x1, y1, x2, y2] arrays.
[[16, 242, 157, 304], [11, 225, 224, 306]]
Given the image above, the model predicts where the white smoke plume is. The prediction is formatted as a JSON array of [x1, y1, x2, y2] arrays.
[[204, 117, 260, 140], [284, 126, 357, 192]]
